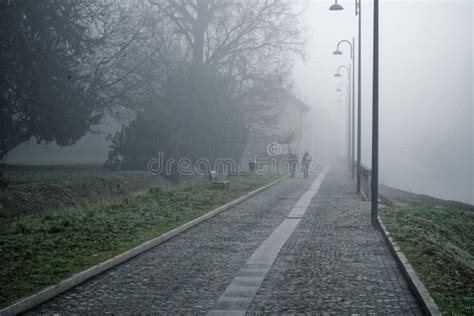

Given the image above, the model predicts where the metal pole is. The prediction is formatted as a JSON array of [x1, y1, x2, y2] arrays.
[[348, 64, 352, 170], [371, 0, 379, 226], [356, 0, 362, 193], [352, 37, 355, 179]]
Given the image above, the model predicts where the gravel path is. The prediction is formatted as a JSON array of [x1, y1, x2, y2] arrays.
[[247, 167, 422, 314], [28, 175, 315, 314]]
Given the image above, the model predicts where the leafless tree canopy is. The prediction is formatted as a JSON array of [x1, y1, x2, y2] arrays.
[[148, 0, 306, 89]]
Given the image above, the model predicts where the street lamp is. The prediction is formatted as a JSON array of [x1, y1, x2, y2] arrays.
[[334, 65, 350, 78], [337, 94, 346, 108], [329, 0, 362, 195], [335, 65, 352, 170], [333, 40, 353, 57], [329, 0, 344, 11], [333, 39, 356, 179], [336, 82, 346, 92]]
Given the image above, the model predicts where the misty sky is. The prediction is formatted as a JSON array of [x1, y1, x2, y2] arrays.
[[293, 0, 473, 204]]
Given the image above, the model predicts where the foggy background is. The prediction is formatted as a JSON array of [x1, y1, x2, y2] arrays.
[[7, 0, 473, 205], [294, 0, 473, 204]]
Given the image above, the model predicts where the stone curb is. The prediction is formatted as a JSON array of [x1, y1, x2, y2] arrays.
[[0, 175, 288, 316], [378, 216, 442, 316]]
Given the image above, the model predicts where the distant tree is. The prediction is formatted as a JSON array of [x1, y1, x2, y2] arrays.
[[148, 0, 307, 124], [105, 64, 248, 179], [105, 0, 308, 176], [148, 0, 305, 68], [0, 0, 145, 164]]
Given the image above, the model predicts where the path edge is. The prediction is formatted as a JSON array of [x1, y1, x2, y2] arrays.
[[378, 216, 442, 316], [0, 175, 288, 316]]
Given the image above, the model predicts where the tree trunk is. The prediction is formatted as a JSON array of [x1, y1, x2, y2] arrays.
[[192, 0, 210, 68]]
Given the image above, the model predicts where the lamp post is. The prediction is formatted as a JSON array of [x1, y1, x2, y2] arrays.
[[335, 65, 351, 169], [371, 0, 379, 226], [330, 0, 362, 194], [333, 39, 356, 179]]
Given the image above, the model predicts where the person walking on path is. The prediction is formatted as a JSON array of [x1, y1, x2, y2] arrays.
[[288, 150, 298, 177], [301, 151, 311, 178]]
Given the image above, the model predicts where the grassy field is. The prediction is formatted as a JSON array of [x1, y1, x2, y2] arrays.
[[1, 165, 172, 221], [0, 172, 280, 308], [380, 207, 474, 315]]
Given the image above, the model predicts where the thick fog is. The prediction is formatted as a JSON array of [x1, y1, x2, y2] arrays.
[[6, 0, 473, 204], [294, 0, 473, 204], [7, 115, 121, 164]]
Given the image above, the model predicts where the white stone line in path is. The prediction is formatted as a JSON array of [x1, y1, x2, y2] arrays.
[[288, 167, 329, 218], [207, 166, 330, 315]]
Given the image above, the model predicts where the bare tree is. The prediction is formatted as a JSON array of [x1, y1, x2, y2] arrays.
[[148, 0, 307, 131], [104, 1, 308, 172], [148, 0, 305, 77]]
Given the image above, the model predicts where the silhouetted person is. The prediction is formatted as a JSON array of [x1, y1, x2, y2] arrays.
[[301, 152, 311, 178], [288, 150, 298, 177]]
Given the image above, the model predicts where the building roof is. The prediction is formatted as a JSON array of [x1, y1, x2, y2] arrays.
[[283, 90, 311, 113]]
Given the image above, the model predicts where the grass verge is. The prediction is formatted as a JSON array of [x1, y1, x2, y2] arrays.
[[1, 165, 171, 221], [380, 207, 474, 315], [0, 173, 280, 308]]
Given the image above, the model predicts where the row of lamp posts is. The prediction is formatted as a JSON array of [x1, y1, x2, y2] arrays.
[[329, 0, 379, 226], [334, 64, 352, 174]]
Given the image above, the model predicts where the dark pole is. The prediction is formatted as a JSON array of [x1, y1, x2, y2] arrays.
[[356, 0, 362, 193], [351, 37, 355, 179], [348, 65, 351, 170], [371, 0, 379, 226]]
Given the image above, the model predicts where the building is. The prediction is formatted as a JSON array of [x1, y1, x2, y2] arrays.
[[241, 90, 311, 162]]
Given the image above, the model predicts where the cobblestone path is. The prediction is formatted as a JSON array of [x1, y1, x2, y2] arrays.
[[247, 167, 422, 314], [28, 167, 421, 314]]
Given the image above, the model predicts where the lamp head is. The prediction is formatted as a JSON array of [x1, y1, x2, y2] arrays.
[[333, 49, 343, 55], [334, 73, 341, 77], [329, 2, 344, 11]]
